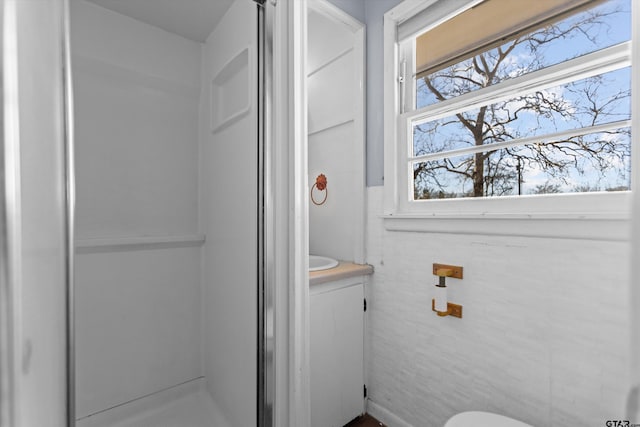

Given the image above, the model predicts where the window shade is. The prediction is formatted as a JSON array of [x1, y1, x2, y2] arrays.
[[397, 0, 480, 42], [412, 0, 597, 77]]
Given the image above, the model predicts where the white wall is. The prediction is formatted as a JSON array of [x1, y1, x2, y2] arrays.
[[70, 0, 203, 418], [365, 187, 630, 427], [308, 5, 364, 262], [199, 1, 257, 425]]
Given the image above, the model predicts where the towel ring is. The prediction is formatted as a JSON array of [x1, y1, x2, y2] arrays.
[[311, 174, 328, 205]]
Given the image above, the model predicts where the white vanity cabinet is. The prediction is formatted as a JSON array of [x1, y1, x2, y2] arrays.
[[310, 279, 365, 427]]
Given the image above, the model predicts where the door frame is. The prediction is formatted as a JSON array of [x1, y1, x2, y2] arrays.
[[269, 0, 311, 425]]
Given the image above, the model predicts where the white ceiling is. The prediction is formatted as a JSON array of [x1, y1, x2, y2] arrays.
[[85, 0, 235, 43]]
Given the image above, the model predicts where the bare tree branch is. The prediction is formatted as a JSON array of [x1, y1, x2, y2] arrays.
[[414, 2, 630, 198]]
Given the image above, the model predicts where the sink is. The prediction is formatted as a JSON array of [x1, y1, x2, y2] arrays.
[[309, 255, 339, 272]]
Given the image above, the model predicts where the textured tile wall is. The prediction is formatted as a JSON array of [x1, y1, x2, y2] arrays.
[[365, 187, 631, 427]]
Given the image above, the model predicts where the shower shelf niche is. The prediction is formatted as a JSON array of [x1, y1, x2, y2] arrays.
[[210, 47, 251, 134]]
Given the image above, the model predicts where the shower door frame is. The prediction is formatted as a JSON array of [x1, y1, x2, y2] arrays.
[[1, 0, 74, 426], [256, 0, 273, 424], [260, 0, 311, 425]]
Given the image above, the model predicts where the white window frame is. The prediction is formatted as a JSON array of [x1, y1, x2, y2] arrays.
[[383, 0, 638, 239]]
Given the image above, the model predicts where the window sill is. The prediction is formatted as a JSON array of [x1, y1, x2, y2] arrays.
[[382, 212, 630, 241]]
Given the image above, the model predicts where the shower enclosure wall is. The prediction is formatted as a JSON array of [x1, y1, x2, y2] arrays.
[[72, 2, 202, 417], [2, 0, 306, 424], [71, 0, 258, 425]]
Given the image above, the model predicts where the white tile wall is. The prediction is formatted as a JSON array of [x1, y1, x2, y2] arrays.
[[365, 186, 631, 427]]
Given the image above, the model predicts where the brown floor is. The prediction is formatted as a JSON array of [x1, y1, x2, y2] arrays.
[[344, 413, 387, 427]]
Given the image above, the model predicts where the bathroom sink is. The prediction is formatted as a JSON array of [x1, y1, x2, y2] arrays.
[[309, 255, 339, 272]]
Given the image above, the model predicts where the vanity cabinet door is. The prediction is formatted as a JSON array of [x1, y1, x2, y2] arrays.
[[310, 282, 364, 427]]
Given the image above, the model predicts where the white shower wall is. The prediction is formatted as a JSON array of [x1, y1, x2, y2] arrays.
[[71, 0, 203, 418], [198, 1, 258, 425], [71, 0, 200, 238]]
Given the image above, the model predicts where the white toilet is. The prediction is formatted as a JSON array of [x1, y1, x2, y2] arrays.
[[444, 411, 533, 427]]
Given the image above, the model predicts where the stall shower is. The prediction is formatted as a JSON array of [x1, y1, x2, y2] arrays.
[[71, 0, 260, 425]]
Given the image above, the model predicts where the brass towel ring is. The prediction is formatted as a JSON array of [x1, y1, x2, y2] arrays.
[[311, 174, 328, 205]]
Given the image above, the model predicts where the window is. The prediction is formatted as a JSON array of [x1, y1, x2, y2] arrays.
[[384, 0, 635, 220]]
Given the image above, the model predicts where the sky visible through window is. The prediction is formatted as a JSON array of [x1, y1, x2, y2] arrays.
[[412, 0, 631, 199]]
